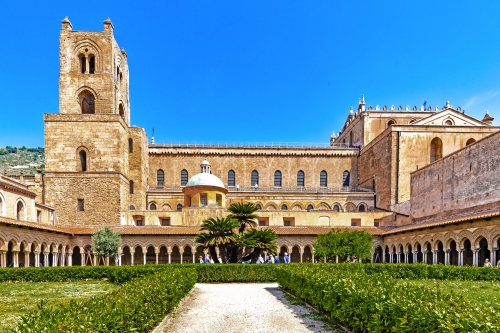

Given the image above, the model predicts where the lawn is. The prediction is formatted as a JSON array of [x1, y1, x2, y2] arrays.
[[407, 279, 500, 311], [0, 280, 117, 332]]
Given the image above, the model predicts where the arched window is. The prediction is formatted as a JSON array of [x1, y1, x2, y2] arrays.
[[176, 204, 183, 211], [281, 204, 288, 210], [80, 56, 86, 73], [408, 119, 416, 124], [274, 170, 282, 187], [228, 170, 235, 187], [466, 138, 476, 146], [256, 204, 262, 210], [358, 204, 366, 212], [89, 56, 95, 74], [129, 180, 134, 194], [342, 171, 350, 187], [149, 203, 157, 210], [306, 204, 313, 211], [16, 201, 24, 220], [333, 204, 340, 212], [128, 138, 133, 153], [320, 171, 327, 187], [79, 91, 95, 114], [297, 170, 305, 187], [119, 104, 125, 120], [129, 205, 135, 210], [444, 119, 453, 125], [430, 137, 443, 163], [387, 119, 396, 127], [181, 169, 188, 186], [157, 169, 164, 187], [79, 150, 87, 172], [251, 170, 259, 186]]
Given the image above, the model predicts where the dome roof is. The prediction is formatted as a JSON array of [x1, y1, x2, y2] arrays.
[[185, 172, 225, 188]]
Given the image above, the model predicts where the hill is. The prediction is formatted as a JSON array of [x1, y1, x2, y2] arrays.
[[0, 146, 44, 176]]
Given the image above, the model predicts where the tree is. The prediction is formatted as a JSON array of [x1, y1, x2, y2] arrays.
[[313, 229, 373, 262], [241, 228, 278, 263], [194, 217, 239, 263], [227, 202, 258, 234], [91, 227, 122, 265]]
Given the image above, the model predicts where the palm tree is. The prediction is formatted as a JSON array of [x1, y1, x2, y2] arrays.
[[241, 228, 279, 263], [227, 202, 259, 234], [194, 217, 239, 263]]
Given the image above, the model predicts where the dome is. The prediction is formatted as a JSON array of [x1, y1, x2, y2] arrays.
[[185, 172, 225, 188]]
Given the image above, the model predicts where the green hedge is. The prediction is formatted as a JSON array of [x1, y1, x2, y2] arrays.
[[277, 264, 500, 332], [13, 268, 197, 333], [194, 264, 277, 282]]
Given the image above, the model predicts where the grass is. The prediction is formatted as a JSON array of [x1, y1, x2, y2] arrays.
[[0, 280, 117, 332], [406, 279, 500, 311]]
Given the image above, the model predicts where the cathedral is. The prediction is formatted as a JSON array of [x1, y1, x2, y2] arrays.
[[1, 18, 499, 267]]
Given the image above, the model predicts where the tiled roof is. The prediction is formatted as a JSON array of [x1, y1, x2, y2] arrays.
[[382, 209, 500, 235]]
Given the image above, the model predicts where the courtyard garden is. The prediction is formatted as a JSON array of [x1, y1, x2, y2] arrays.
[[0, 264, 500, 332]]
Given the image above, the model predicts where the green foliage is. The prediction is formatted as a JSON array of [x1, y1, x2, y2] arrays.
[[313, 229, 373, 261], [227, 202, 258, 233], [195, 264, 277, 282], [195, 217, 239, 246], [14, 268, 197, 333], [0, 146, 44, 169], [242, 228, 279, 253], [277, 263, 500, 332], [91, 227, 122, 263]]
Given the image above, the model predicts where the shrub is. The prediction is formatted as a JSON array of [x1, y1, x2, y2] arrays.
[[14, 268, 197, 332], [194, 263, 277, 282], [277, 264, 500, 332]]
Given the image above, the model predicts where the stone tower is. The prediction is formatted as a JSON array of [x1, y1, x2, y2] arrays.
[[44, 18, 148, 226]]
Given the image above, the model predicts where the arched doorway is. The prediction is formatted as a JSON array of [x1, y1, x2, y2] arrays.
[[416, 244, 423, 262], [407, 244, 413, 264], [19, 242, 26, 267], [384, 246, 390, 263], [463, 239, 473, 266], [184, 246, 193, 264], [430, 137, 443, 163], [303, 246, 313, 262], [398, 245, 404, 263], [171, 246, 181, 263], [121, 246, 131, 265], [291, 246, 300, 263], [436, 242, 445, 264], [29, 243, 36, 267], [134, 246, 144, 265], [146, 246, 156, 264], [425, 243, 432, 264], [72, 246, 81, 266], [7, 241, 14, 267], [279, 246, 288, 263], [158, 246, 168, 264], [449, 240, 458, 265], [478, 238, 490, 267]]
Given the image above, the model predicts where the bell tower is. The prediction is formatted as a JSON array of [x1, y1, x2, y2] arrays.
[[44, 18, 148, 226]]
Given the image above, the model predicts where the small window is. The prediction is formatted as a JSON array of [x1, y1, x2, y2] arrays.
[[307, 204, 313, 211], [256, 204, 262, 210], [320, 171, 327, 187], [176, 204, 183, 211], [281, 204, 288, 210], [161, 218, 170, 226], [119, 104, 125, 120], [333, 204, 340, 212], [128, 138, 133, 153], [150, 203, 157, 210], [284, 220, 291, 226], [16, 201, 24, 220], [89, 56, 95, 74], [259, 220, 266, 227], [387, 119, 396, 127], [81, 56, 86, 73], [136, 220, 143, 226], [274, 170, 282, 187], [79, 91, 95, 114], [181, 169, 188, 186], [228, 170, 235, 187], [358, 205, 365, 212], [77, 199, 84, 212], [342, 171, 350, 187], [37, 210, 41, 223], [201, 195, 207, 206], [297, 170, 305, 187], [157, 169, 164, 187], [79, 150, 87, 172], [251, 170, 259, 186], [444, 119, 453, 126], [129, 205, 135, 210], [351, 221, 358, 226], [129, 180, 134, 194], [374, 221, 380, 227]]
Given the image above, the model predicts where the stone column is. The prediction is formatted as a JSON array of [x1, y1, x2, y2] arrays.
[[299, 246, 304, 263], [44, 253, 49, 267], [156, 253, 159, 265], [118, 255, 122, 266], [68, 254, 72, 266], [490, 247, 497, 265], [445, 250, 450, 265], [180, 249, 184, 264], [422, 251, 427, 264], [168, 248, 172, 264], [130, 252, 135, 266], [12, 251, 19, 267], [335, 256, 339, 263], [382, 252, 386, 263], [458, 249, 463, 266], [413, 251, 418, 264], [81, 253, 86, 266], [473, 249, 479, 266], [312, 254, 315, 263], [143, 253, 147, 265], [433, 250, 438, 264], [192, 253, 195, 264], [396, 253, 400, 263], [34, 252, 39, 267], [0, 251, 5, 267], [404, 252, 409, 263]]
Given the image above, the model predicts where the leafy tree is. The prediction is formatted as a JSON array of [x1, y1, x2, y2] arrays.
[[194, 217, 239, 263], [313, 229, 373, 262], [227, 202, 258, 233], [91, 227, 122, 265], [241, 228, 278, 263]]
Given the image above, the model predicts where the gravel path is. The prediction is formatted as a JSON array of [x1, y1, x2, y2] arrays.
[[153, 283, 336, 333]]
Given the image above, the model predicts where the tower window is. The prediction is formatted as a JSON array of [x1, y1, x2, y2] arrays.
[[228, 170, 235, 187], [129, 180, 134, 194], [157, 169, 164, 187], [307, 204, 313, 211], [79, 150, 87, 172], [181, 169, 188, 186], [251, 170, 259, 186], [274, 170, 282, 187], [281, 204, 288, 210], [89, 56, 95, 74], [333, 204, 340, 212], [128, 138, 133, 153], [150, 203, 157, 210], [119, 104, 125, 120], [79, 91, 95, 114], [81, 56, 86, 73], [297, 170, 305, 187], [201, 195, 207, 206], [77, 199, 84, 212], [320, 171, 327, 187], [37, 210, 42, 223], [176, 204, 183, 211], [343, 171, 350, 187], [16, 201, 25, 220]]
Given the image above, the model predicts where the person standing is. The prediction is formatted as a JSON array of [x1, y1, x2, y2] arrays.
[[257, 255, 264, 264], [275, 255, 280, 264], [284, 252, 290, 264], [484, 258, 492, 267]]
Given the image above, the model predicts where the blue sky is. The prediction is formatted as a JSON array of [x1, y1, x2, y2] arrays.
[[2, 1, 500, 147]]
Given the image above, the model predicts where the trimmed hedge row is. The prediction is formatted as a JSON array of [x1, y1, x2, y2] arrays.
[[277, 264, 500, 332], [13, 268, 197, 333], [195, 264, 277, 282]]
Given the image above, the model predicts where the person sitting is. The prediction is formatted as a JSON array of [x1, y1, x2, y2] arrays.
[[484, 258, 492, 267]]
